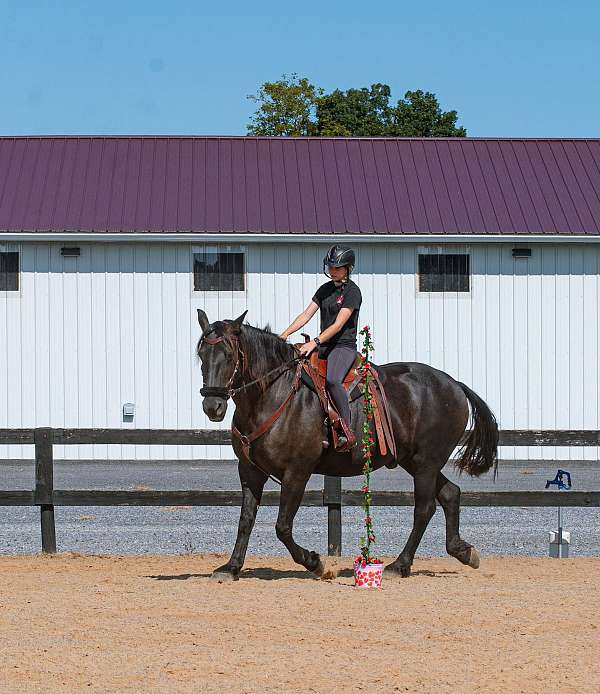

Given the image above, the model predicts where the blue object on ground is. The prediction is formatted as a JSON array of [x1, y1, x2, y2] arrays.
[[545, 469, 572, 491]]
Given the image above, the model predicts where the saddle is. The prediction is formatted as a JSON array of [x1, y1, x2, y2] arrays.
[[297, 348, 397, 460]]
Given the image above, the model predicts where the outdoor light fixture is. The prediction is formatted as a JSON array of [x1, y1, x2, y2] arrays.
[[60, 247, 80, 257], [512, 248, 532, 258]]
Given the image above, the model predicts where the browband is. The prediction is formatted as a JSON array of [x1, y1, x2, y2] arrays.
[[202, 335, 227, 345], [200, 326, 239, 346]]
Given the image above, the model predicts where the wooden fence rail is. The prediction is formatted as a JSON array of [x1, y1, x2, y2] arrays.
[[0, 428, 598, 556], [2, 428, 600, 446]]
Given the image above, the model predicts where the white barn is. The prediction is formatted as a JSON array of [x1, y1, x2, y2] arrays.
[[1, 136, 599, 462]]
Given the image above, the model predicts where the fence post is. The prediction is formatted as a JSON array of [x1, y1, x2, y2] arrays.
[[323, 475, 342, 556], [34, 428, 56, 554]]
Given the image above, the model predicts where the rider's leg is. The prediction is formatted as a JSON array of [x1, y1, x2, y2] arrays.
[[325, 345, 357, 447]]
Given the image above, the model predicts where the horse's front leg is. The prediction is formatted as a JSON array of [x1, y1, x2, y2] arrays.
[[211, 460, 267, 582], [275, 472, 326, 577]]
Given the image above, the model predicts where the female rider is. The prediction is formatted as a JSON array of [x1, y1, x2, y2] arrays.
[[279, 245, 362, 451]]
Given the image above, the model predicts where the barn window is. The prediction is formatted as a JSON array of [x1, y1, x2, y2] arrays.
[[193, 251, 245, 291], [0, 252, 19, 291], [418, 253, 470, 292]]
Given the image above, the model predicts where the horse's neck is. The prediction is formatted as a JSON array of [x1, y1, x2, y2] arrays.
[[240, 332, 295, 382], [232, 379, 289, 431], [234, 342, 295, 413]]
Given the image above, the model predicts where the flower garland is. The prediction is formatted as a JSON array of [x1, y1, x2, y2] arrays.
[[355, 325, 383, 568]]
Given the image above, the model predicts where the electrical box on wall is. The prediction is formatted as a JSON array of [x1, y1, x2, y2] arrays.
[[122, 403, 135, 420]]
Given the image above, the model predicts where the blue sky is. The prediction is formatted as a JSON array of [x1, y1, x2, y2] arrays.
[[1, 0, 598, 137]]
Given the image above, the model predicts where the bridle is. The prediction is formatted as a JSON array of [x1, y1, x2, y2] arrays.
[[197, 324, 303, 486], [198, 327, 301, 400]]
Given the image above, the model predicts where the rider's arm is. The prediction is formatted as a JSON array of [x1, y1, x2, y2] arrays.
[[279, 301, 319, 340], [317, 307, 354, 344], [297, 306, 355, 356]]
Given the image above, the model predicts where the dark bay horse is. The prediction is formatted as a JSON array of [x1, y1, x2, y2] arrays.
[[196, 310, 498, 581]]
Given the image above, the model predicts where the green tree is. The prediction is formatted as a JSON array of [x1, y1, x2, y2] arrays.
[[246, 77, 467, 137], [390, 90, 466, 137], [246, 74, 322, 136], [316, 86, 466, 137], [316, 83, 394, 136]]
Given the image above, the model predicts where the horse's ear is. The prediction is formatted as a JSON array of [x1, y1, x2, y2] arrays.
[[231, 310, 248, 333], [197, 309, 210, 332]]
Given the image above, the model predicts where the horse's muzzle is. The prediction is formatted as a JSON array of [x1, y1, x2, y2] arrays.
[[202, 396, 228, 421]]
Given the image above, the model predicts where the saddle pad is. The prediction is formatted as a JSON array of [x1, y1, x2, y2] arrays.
[[308, 351, 362, 391], [297, 353, 396, 460]]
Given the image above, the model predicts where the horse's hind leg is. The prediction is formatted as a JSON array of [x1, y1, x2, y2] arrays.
[[385, 461, 438, 578], [276, 473, 328, 577], [436, 473, 480, 569], [211, 461, 267, 582]]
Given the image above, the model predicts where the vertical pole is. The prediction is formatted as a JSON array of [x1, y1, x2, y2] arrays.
[[34, 428, 56, 554], [324, 475, 342, 556], [557, 505, 563, 559]]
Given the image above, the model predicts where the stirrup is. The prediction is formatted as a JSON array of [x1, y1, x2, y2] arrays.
[[335, 430, 357, 452], [322, 418, 330, 449]]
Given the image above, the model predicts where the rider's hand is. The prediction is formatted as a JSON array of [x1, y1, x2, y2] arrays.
[[299, 340, 316, 357]]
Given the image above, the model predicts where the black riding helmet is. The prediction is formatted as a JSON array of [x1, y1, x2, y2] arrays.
[[323, 245, 355, 278]]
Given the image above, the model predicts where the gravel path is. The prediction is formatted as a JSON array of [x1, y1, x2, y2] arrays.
[[1, 459, 598, 557]]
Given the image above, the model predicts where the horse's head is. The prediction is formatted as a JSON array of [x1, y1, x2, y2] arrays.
[[196, 309, 247, 421]]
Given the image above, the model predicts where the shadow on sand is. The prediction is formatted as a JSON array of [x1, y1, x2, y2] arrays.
[[145, 568, 319, 581], [410, 569, 458, 578], [145, 566, 459, 581]]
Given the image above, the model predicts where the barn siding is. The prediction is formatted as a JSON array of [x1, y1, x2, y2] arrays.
[[0, 240, 598, 462]]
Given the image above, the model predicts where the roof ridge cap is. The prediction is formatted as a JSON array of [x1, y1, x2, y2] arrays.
[[0, 135, 599, 142]]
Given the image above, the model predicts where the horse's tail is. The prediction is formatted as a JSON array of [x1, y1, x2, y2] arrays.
[[454, 382, 499, 479]]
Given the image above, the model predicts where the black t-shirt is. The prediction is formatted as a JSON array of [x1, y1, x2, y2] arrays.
[[312, 279, 362, 350]]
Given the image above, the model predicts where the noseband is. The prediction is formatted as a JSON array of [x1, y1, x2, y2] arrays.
[[198, 330, 244, 400]]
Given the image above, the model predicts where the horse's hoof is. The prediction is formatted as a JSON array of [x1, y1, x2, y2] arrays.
[[467, 547, 480, 569], [312, 560, 325, 578], [313, 559, 338, 580], [384, 562, 411, 578], [211, 570, 238, 583]]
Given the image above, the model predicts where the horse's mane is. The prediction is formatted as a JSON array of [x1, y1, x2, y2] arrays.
[[239, 323, 297, 391], [196, 320, 297, 394]]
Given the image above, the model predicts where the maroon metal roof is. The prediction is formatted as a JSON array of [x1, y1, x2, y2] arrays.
[[1, 136, 600, 235]]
